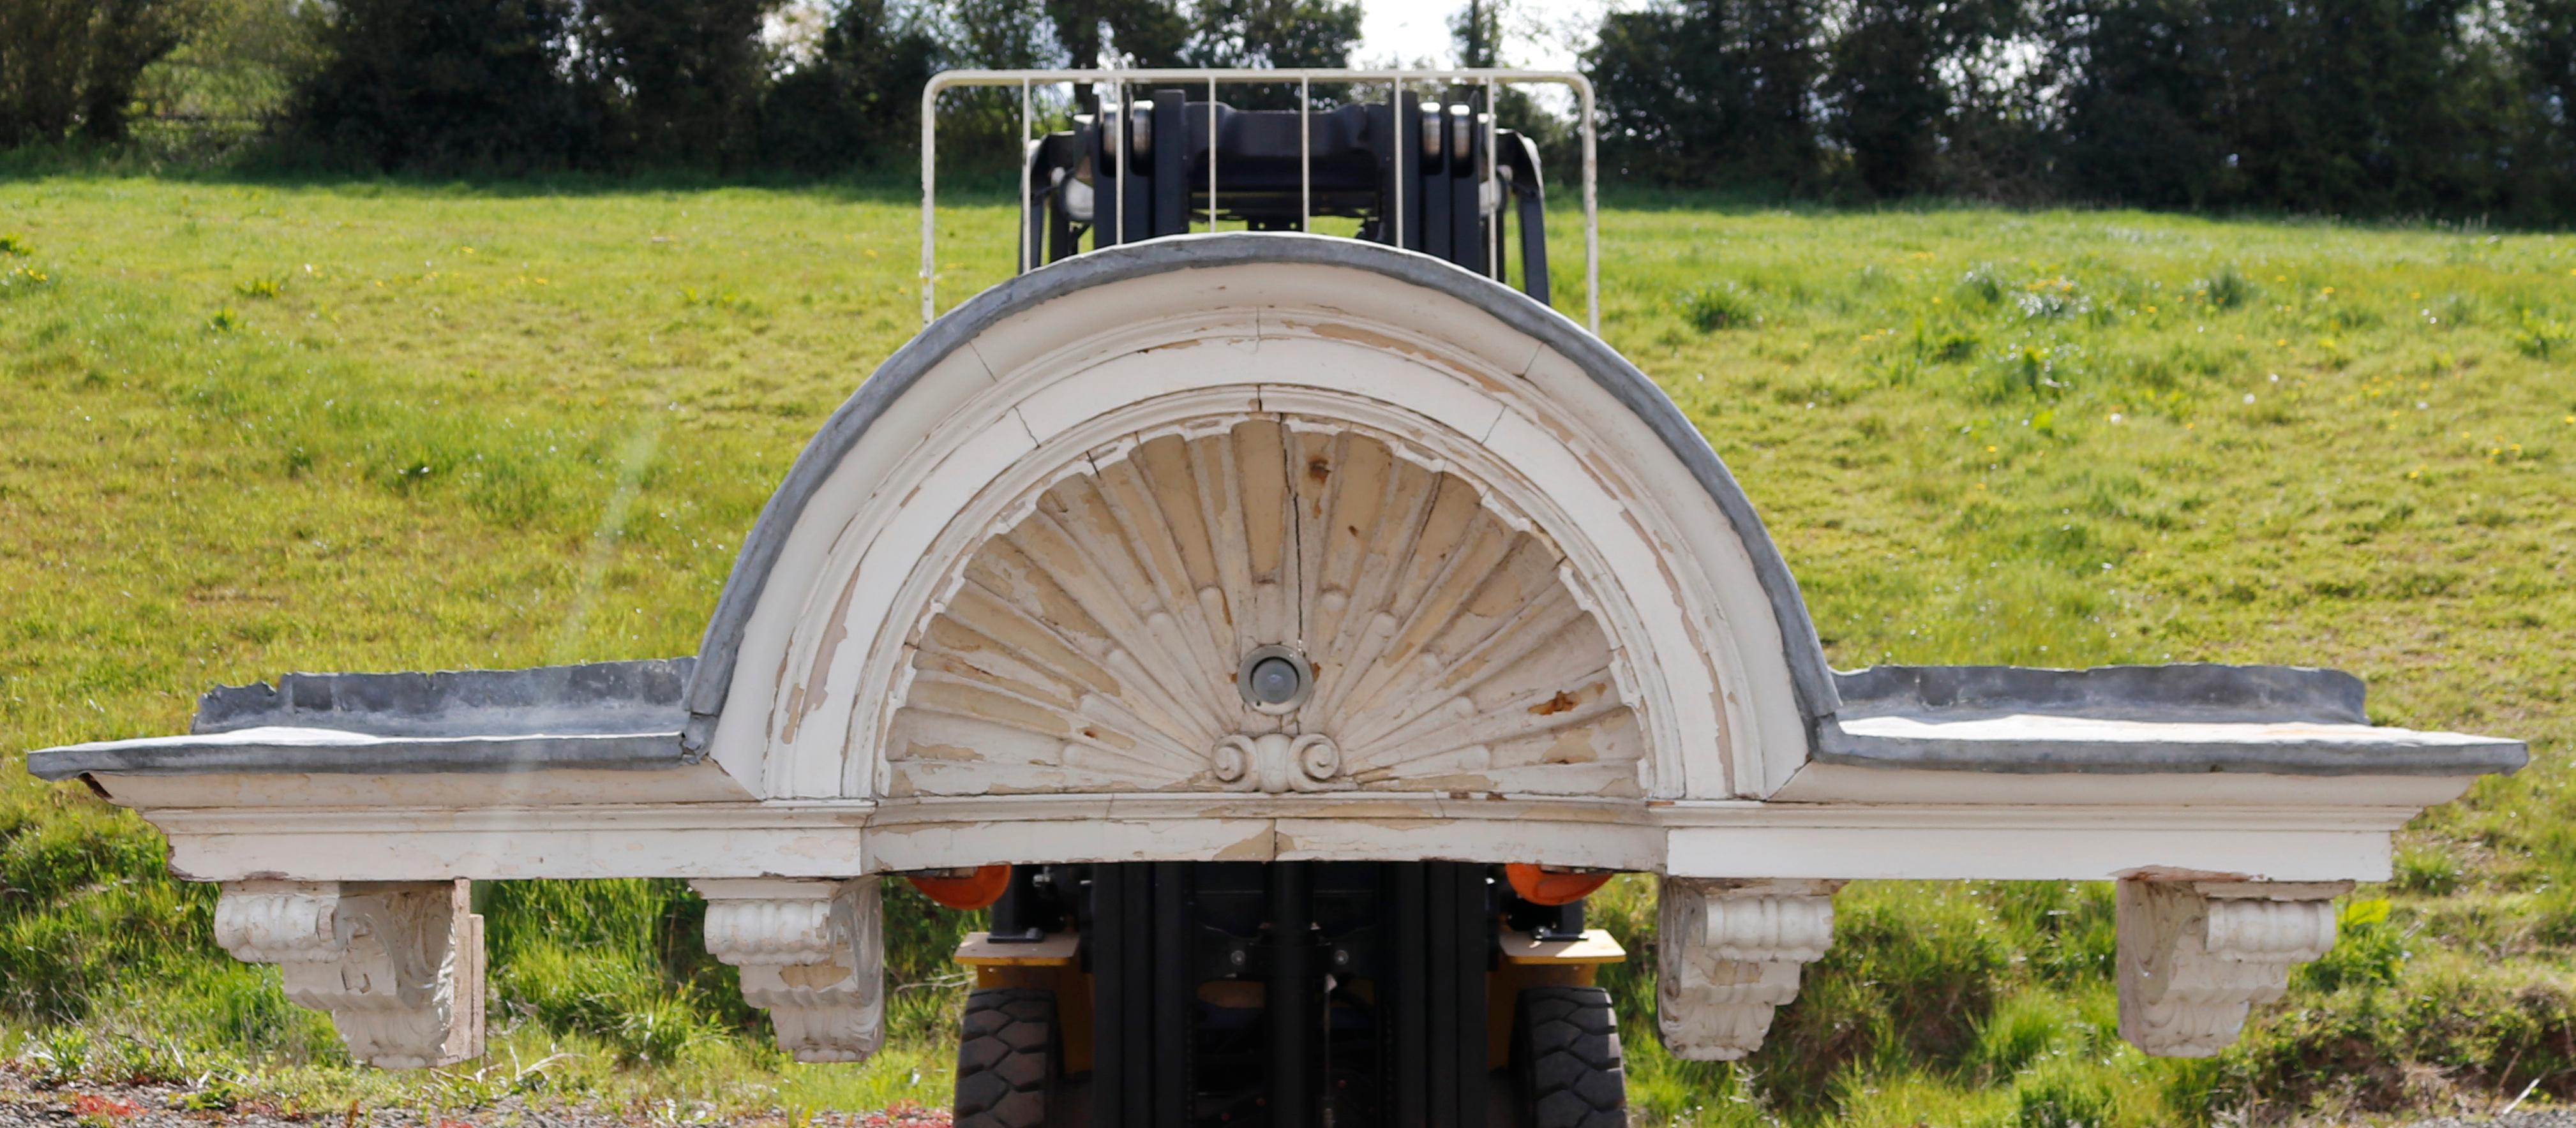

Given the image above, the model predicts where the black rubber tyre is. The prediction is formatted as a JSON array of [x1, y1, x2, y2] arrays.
[[954, 988, 1058, 1128], [1512, 985, 1629, 1128]]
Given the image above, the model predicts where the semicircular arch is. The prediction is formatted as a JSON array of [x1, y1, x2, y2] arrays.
[[684, 233, 1835, 805]]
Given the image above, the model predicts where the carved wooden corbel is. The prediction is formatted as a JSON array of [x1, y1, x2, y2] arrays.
[[2116, 879, 2350, 1057], [213, 879, 484, 1069], [1656, 877, 1841, 1060], [694, 877, 883, 1063]]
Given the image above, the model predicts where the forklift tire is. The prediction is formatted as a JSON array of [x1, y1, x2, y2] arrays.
[[1512, 986, 1629, 1128], [954, 988, 1058, 1128]]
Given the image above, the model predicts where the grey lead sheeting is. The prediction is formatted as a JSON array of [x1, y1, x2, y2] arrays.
[[1834, 664, 2367, 725], [1822, 663, 2524, 776], [28, 658, 694, 780], [24, 653, 2526, 779], [676, 232, 1845, 757], [1816, 724, 2527, 777], [26, 729, 684, 780], [194, 658, 693, 738]]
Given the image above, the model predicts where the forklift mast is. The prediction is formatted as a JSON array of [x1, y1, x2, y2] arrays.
[[1017, 90, 1553, 303], [912, 70, 1628, 1128]]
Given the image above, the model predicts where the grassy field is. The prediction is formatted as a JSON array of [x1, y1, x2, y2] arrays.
[[1, 176, 2572, 1126]]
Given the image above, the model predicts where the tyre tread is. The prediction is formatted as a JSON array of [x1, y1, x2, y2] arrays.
[[1515, 985, 1628, 1128], [954, 988, 1056, 1128]]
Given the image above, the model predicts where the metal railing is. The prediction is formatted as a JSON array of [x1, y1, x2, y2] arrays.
[[919, 68, 1599, 334]]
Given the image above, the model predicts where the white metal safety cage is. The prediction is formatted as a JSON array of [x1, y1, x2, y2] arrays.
[[918, 68, 1600, 333]]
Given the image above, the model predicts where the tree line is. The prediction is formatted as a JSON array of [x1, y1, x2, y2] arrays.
[[3, 0, 2573, 219], [1593, 0, 2576, 220], [0, 0, 1365, 172]]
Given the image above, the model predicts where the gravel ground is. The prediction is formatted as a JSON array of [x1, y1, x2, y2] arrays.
[[2397, 1115, 2576, 1128], [3, 1067, 2561, 1127], [0, 1069, 950, 1128]]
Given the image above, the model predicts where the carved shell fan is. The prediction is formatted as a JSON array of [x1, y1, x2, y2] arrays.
[[883, 417, 1644, 798]]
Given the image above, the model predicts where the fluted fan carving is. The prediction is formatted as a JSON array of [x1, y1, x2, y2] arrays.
[[885, 417, 1644, 798]]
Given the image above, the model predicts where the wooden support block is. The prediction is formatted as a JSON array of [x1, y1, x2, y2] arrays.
[[2116, 879, 2349, 1057], [214, 879, 484, 1069], [1656, 877, 1840, 1061], [695, 877, 884, 1064]]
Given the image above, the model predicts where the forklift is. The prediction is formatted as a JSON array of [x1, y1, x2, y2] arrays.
[[909, 85, 1629, 1127]]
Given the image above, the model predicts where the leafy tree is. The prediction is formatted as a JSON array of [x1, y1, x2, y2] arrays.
[[1046, 0, 1192, 71], [292, 0, 587, 170], [0, 0, 198, 145], [760, 0, 940, 171], [2509, 0, 2576, 216], [1588, 0, 1825, 188], [580, 0, 777, 168], [135, 0, 329, 133], [1449, 0, 1572, 172], [1820, 0, 2028, 198], [2046, 0, 2524, 214], [1184, 0, 1363, 69]]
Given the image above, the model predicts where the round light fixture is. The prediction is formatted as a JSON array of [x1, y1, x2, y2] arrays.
[[1236, 645, 1314, 713]]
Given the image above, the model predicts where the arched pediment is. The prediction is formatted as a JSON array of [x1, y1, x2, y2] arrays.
[[887, 417, 1646, 799], [683, 233, 1837, 803]]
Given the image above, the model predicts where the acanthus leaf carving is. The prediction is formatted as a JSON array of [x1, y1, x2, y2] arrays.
[[695, 877, 883, 1064], [214, 880, 484, 1069], [1656, 877, 1840, 1061], [2116, 879, 2349, 1057]]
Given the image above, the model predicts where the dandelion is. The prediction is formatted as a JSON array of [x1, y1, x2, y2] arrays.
[[2321, 286, 2335, 295], [2275, 338, 2288, 346], [1985, 445, 1998, 453]]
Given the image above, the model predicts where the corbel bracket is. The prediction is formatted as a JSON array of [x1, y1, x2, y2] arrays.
[[694, 877, 884, 1063], [2116, 878, 2350, 1057], [1656, 877, 1841, 1061], [213, 879, 484, 1069]]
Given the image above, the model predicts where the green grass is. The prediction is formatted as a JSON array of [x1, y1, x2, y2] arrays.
[[2, 179, 2572, 1125]]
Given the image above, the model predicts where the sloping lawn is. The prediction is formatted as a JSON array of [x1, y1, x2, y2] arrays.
[[1, 177, 2570, 1125]]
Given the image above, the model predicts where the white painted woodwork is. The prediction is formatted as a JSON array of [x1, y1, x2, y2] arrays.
[[213, 880, 484, 1069], [694, 877, 885, 1064], [139, 790, 2432, 884], [709, 262, 1811, 803], [885, 420, 1645, 800], [41, 244, 2520, 1071], [2116, 879, 2349, 1057], [1656, 878, 1839, 1061]]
